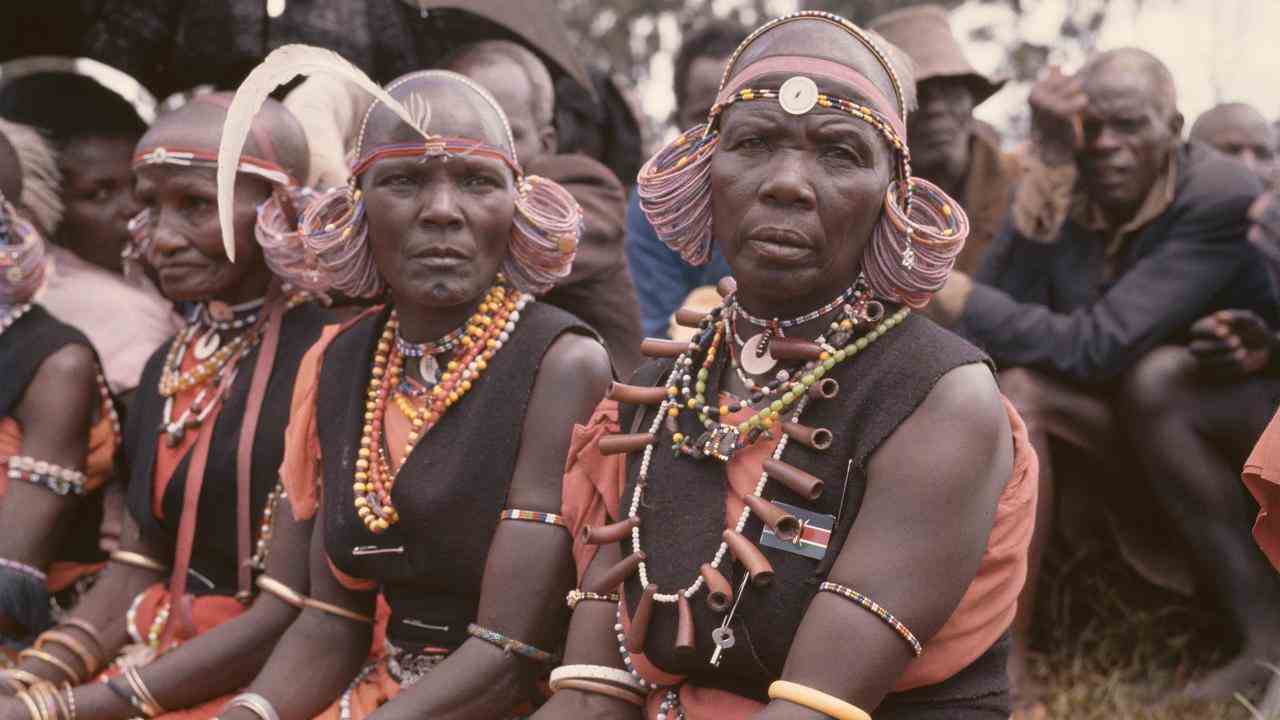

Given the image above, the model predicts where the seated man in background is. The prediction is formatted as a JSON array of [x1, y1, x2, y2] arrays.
[[623, 20, 743, 338], [869, 4, 1022, 272], [0, 73, 181, 401], [923, 48, 1279, 705], [442, 39, 644, 375], [1190, 101, 1277, 188]]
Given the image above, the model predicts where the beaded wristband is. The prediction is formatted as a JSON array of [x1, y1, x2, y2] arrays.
[[226, 692, 281, 720], [551, 678, 645, 707], [61, 684, 76, 720], [6, 456, 87, 496], [18, 649, 81, 684], [497, 509, 567, 527], [818, 581, 922, 656], [466, 623, 559, 665], [767, 681, 871, 720], [255, 575, 306, 609], [35, 631, 100, 677], [565, 589, 619, 610], [108, 551, 168, 574], [549, 664, 648, 693]]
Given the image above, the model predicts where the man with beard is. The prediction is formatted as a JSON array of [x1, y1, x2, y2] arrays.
[[923, 48, 1279, 708], [869, 4, 1021, 272]]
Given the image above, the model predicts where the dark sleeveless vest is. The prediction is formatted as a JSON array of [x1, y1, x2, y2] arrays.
[[123, 302, 330, 594], [0, 304, 108, 565], [617, 313, 1009, 711], [320, 302, 591, 651]]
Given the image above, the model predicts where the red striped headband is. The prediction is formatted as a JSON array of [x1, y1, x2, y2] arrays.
[[349, 137, 520, 179], [712, 55, 906, 138], [133, 145, 297, 187]]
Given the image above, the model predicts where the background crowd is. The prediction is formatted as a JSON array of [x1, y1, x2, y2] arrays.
[[0, 1, 1278, 719]]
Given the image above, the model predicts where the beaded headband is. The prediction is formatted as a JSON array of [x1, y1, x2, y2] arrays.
[[0, 195, 47, 305], [636, 11, 967, 308], [349, 138, 518, 179], [133, 146, 297, 188]]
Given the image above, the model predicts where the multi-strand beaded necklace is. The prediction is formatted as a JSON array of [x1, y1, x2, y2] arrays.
[[627, 282, 910, 608], [353, 281, 529, 533]]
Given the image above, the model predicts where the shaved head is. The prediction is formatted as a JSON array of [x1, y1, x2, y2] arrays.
[[360, 72, 515, 167], [444, 40, 555, 126], [138, 92, 310, 184], [1191, 102, 1276, 181], [1082, 48, 1177, 119]]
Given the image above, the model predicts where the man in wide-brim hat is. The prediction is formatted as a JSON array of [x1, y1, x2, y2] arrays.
[[870, 4, 1021, 273]]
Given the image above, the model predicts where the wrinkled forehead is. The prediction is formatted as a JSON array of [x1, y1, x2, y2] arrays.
[[362, 76, 513, 155], [138, 98, 268, 159], [727, 20, 899, 114]]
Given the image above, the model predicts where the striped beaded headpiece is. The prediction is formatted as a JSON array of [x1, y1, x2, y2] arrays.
[[0, 193, 46, 305], [218, 49, 581, 298], [637, 10, 968, 308]]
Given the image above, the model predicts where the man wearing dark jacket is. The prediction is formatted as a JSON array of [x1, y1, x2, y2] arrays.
[[925, 48, 1279, 706]]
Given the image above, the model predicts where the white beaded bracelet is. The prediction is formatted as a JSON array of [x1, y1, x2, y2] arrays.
[[549, 664, 649, 694]]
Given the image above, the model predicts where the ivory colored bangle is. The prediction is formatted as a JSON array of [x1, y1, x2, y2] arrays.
[[58, 620, 105, 657], [767, 681, 871, 720], [108, 551, 168, 574], [552, 678, 645, 707], [2, 669, 44, 689], [1, 674, 27, 694], [226, 693, 281, 720], [302, 597, 373, 624], [18, 649, 82, 684], [36, 632, 99, 677], [255, 575, 305, 609], [549, 664, 648, 693], [16, 687, 43, 720]]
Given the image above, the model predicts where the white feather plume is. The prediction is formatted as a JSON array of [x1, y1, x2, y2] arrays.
[[217, 44, 427, 260]]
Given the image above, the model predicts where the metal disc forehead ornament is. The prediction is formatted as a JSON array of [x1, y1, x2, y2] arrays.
[[778, 76, 819, 115]]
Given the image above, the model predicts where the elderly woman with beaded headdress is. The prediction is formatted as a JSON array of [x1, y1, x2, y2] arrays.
[[0, 126, 121, 658], [204, 52, 610, 720], [0, 94, 335, 720], [536, 12, 1038, 720]]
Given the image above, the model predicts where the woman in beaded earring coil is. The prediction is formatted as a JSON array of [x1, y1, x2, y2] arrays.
[[538, 12, 1038, 720], [0, 94, 333, 720], [0, 128, 121, 654], [213, 65, 609, 720]]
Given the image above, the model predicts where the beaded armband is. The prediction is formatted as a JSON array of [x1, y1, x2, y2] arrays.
[[818, 581, 922, 656], [497, 509, 567, 527], [466, 623, 559, 664], [6, 456, 87, 496]]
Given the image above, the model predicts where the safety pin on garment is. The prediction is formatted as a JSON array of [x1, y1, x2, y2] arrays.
[[402, 619, 450, 632], [351, 545, 405, 556]]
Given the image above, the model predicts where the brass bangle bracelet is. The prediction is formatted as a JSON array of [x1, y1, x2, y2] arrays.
[[57, 619, 105, 657], [0, 674, 26, 694], [767, 681, 871, 720], [36, 632, 99, 677], [121, 666, 163, 717], [565, 589, 620, 610], [2, 669, 44, 689], [108, 551, 168, 574], [552, 678, 645, 707], [16, 687, 43, 720], [302, 597, 372, 624], [255, 575, 305, 609], [18, 649, 82, 684]]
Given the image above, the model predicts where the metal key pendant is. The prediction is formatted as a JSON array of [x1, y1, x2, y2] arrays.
[[708, 572, 751, 667]]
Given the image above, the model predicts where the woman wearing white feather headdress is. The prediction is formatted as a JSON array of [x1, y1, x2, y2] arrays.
[[208, 50, 610, 720]]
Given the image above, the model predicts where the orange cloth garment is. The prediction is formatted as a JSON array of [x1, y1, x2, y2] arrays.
[[561, 395, 1038, 699], [1243, 408, 1280, 570]]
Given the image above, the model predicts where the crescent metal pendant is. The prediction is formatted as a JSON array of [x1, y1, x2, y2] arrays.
[[739, 333, 778, 375], [193, 327, 222, 361], [779, 76, 819, 115], [419, 355, 441, 386]]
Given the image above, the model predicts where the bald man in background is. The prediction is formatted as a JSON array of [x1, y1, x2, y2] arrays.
[[1191, 102, 1277, 188], [924, 48, 1279, 707]]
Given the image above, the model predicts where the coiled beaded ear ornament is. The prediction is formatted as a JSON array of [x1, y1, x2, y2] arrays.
[[636, 10, 968, 308], [0, 193, 47, 307]]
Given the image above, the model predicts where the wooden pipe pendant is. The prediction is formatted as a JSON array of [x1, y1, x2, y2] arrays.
[[743, 495, 801, 542], [626, 584, 658, 653], [674, 308, 708, 329], [675, 595, 696, 656], [607, 382, 668, 405], [700, 563, 733, 611], [768, 337, 824, 361], [580, 516, 640, 545], [598, 433, 656, 456], [781, 421, 833, 450], [722, 530, 774, 586], [807, 377, 839, 400], [588, 551, 645, 594], [640, 338, 688, 358], [763, 458, 824, 500]]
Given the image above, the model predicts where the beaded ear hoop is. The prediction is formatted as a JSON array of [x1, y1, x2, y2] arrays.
[[0, 195, 47, 305]]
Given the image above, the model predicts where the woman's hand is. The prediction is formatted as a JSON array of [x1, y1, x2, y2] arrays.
[[1029, 66, 1087, 167], [1189, 309, 1275, 378]]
